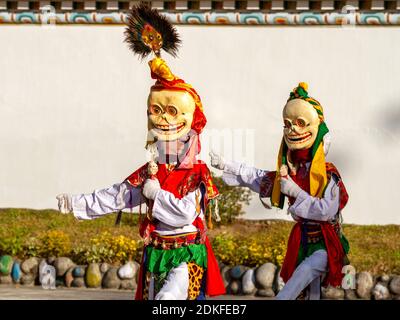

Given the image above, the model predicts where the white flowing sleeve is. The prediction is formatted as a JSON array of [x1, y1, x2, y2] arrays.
[[72, 181, 143, 220], [151, 189, 199, 228], [222, 161, 268, 193], [288, 177, 340, 221]]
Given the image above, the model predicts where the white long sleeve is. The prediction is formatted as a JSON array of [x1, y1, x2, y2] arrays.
[[222, 161, 267, 193], [288, 177, 340, 221], [72, 181, 143, 220], [152, 189, 200, 229]]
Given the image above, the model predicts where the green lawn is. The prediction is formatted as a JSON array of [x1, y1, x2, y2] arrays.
[[1, 208, 399, 274]]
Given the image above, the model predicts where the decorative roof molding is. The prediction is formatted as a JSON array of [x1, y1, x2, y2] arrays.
[[0, 11, 399, 25], [0, 1, 399, 25]]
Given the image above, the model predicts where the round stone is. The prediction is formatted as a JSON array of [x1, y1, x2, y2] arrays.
[[256, 288, 275, 297], [103, 267, 121, 289], [389, 276, 400, 295], [72, 266, 86, 278], [275, 274, 285, 293], [255, 263, 277, 289], [344, 289, 358, 300], [322, 286, 345, 300], [11, 261, 22, 283], [54, 257, 75, 277], [228, 280, 242, 295], [39, 260, 57, 288], [47, 257, 56, 265], [117, 261, 138, 280], [356, 272, 374, 299], [0, 275, 12, 285], [242, 269, 256, 295], [64, 267, 75, 288], [85, 263, 102, 288], [380, 274, 390, 283], [372, 282, 390, 300], [0, 255, 13, 275], [120, 279, 137, 290], [71, 277, 85, 288], [20, 274, 35, 286], [100, 263, 109, 274], [21, 257, 39, 275], [220, 266, 231, 288], [230, 265, 247, 280], [38, 259, 48, 277], [55, 278, 64, 287]]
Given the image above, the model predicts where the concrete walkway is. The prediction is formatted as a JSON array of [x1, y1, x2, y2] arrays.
[[0, 286, 270, 300]]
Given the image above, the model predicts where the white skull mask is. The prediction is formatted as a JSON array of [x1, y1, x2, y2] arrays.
[[147, 89, 196, 142], [282, 99, 320, 150]]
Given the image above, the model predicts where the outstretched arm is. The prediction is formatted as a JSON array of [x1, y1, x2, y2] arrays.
[[57, 182, 143, 220], [209, 151, 268, 193], [223, 161, 268, 193]]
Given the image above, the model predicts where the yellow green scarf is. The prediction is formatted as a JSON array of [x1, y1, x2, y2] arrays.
[[271, 82, 329, 209]]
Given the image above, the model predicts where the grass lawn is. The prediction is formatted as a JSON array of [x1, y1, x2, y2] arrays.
[[1, 208, 399, 274]]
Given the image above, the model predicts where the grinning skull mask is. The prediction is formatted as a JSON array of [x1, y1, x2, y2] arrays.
[[147, 89, 196, 142], [282, 98, 321, 151], [145, 57, 207, 158], [271, 82, 331, 208]]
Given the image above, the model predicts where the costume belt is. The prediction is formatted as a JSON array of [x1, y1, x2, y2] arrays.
[[149, 231, 202, 250], [301, 220, 341, 244]]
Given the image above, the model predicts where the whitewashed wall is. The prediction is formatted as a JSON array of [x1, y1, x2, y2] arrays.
[[0, 25, 399, 225]]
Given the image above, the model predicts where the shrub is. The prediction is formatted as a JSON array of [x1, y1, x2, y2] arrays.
[[212, 175, 252, 224], [71, 232, 141, 265], [212, 233, 287, 267], [38, 230, 72, 257]]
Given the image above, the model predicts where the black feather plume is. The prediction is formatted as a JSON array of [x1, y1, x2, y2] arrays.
[[124, 3, 181, 59]]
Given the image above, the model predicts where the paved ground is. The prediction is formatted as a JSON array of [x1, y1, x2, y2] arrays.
[[0, 286, 269, 300]]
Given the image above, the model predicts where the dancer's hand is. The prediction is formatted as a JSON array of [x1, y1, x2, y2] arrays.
[[209, 151, 225, 170], [280, 174, 302, 198], [143, 179, 161, 200], [280, 164, 289, 178], [56, 194, 72, 214]]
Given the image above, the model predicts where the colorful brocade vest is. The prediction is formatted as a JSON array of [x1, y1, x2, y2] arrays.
[[125, 161, 226, 300]]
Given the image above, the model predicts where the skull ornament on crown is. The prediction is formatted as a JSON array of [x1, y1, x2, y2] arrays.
[[124, 4, 207, 164]]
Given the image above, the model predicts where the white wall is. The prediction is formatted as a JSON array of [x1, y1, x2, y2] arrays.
[[0, 25, 399, 225]]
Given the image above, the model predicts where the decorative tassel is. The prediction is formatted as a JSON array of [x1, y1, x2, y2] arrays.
[[207, 202, 214, 230], [214, 198, 221, 222], [138, 201, 143, 226]]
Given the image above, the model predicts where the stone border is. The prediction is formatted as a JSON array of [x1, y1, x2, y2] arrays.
[[0, 11, 399, 25], [0, 255, 139, 291], [1, 255, 400, 299], [220, 262, 400, 300]]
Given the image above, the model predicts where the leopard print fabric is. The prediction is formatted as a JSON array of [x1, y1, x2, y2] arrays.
[[187, 262, 205, 300], [142, 263, 205, 300], [142, 271, 151, 300]]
